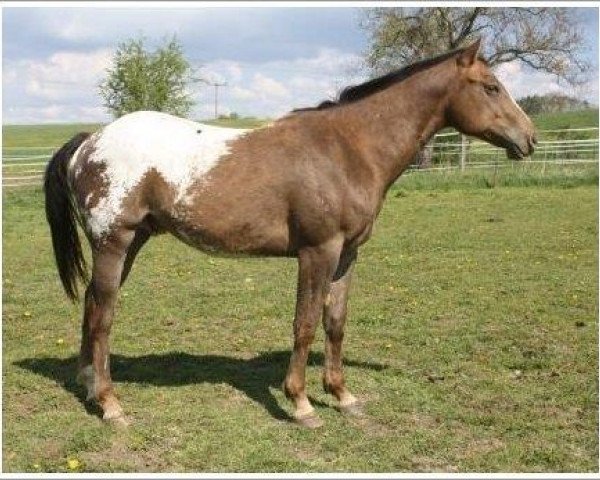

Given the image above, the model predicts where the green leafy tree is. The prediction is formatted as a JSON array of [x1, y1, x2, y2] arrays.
[[99, 36, 195, 118]]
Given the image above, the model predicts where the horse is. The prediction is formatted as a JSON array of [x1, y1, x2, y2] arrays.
[[44, 39, 536, 428]]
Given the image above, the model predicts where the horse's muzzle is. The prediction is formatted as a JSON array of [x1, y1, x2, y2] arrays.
[[505, 130, 537, 160]]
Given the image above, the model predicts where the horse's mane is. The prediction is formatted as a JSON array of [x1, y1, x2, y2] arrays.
[[293, 46, 474, 113]]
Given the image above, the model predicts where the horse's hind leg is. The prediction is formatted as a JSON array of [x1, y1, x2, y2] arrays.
[[77, 228, 135, 425], [120, 227, 151, 286], [322, 249, 362, 415]]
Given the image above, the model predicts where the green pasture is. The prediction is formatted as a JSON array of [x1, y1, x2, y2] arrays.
[[3, 180, 598, 472], [2, 123, 104, 149], [533, 109, 599, 133], [2, 110, 599, 472], [1, 116, 265, 149]]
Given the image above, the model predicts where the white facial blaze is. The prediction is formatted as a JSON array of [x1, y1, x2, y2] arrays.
[[74, 111, 248, 239], [504, 82, 528, 119]]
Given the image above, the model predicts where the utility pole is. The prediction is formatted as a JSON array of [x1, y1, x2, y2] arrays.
[[198, 79, 228, 119], [212, 81, 227, 119], [213, 82, 227, 118]]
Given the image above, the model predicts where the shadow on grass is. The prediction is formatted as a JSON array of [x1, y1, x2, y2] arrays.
[[15, 350, 388, 422]]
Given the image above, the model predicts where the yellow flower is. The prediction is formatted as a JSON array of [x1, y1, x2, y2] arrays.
[[67, 458, 81, 470]]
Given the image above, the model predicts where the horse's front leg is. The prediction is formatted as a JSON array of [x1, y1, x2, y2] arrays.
[[283, 237, 343, 428], [322, 249, 362, 415]]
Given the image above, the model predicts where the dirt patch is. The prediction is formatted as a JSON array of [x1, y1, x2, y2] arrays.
[[286, 445, 321, 464], [411, 455, 459, 472], [80, 439, 162, 472], [348, 412, 394, 437], [406, 411, 442, 430], [10, 393, 40, 417], [80, 427, 182, 472], [461, 437, 505, 459]]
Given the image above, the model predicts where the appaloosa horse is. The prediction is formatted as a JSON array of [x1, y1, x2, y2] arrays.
[[44, 39, 536, 428]]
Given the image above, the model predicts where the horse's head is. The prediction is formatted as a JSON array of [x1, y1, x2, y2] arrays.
[[446, 39, 537, 159]]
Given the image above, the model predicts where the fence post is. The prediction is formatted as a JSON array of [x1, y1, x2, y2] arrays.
[[542, 145, 546, 176], [460, 134, 467, 172]]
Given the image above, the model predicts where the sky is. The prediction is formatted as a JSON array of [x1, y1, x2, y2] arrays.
[[2, 5, 599, 124]]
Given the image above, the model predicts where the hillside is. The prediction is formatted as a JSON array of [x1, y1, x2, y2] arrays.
[[532, 108, 598, 129], [2, 109, 597, 149]]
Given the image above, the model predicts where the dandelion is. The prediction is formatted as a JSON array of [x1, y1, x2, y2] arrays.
[[66, 458, 81, 470]]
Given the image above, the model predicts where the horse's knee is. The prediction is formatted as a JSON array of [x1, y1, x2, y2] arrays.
[[324, 300, 347, 332], [324, 310, 345, 341], [294, 322, 317, 346], [325, 323, 344, 343]]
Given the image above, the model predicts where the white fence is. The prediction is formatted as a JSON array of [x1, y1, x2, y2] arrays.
[[3, 146, 56, 187], [406, 127, 599, 174], [2, 128, 599, 188]]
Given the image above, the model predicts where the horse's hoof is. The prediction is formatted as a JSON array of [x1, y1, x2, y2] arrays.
[[103, 406, 130, 428], [339, 400, 365, 417], [295, 413, 324, 429], [104, 413, 130, 428]]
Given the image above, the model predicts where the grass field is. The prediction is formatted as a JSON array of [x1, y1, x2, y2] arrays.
[[1, 116, 264, 148], [532, 109, 599, 132], [2, 109, 599, 472], [2, 179, 598, 472]]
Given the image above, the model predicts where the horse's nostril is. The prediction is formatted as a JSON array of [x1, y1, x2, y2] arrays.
[[531, 133, 538, 145]]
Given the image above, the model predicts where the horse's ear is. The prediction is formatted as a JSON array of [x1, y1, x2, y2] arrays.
[[457, 38, 482, 68]]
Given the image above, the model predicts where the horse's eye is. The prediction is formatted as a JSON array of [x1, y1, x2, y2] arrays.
[[484, 84, 500, 96]]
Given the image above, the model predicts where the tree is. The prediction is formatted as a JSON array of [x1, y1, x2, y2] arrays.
[[361, 7, 590, 167], [99, 36, 195, 118], [363, 8, 589, 83], [518, 93, 591, 115]]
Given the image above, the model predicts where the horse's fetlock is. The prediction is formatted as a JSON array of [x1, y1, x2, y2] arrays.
[[322, 372, 344, 396], [97, 385, 117, 404], [77, 364, 97, 401], [283, 377, 303, 399]]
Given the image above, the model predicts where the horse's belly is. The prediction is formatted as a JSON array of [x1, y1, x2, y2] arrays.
[[167, 206, 293, 257]]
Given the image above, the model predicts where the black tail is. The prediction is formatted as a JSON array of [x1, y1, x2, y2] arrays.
[[44, 132, 91, 302]]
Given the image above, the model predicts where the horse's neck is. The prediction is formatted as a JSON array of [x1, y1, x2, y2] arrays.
[[336, 66, 453, 193]]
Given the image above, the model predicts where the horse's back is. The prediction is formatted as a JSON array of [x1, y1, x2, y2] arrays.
[[69, 111, 249, 241]]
